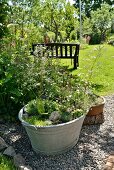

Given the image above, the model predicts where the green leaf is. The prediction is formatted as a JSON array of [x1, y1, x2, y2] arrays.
[[37, 99, 45, 114], [9, 89, 22, 97]]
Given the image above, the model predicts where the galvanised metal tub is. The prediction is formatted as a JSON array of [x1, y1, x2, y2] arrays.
[[19, 108, 85, 155]]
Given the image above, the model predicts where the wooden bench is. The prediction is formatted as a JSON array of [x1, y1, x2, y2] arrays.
[[31, 43, 80, 69]]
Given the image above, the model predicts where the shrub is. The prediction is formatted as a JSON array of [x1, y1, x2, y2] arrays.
[[0, 39, 44, 121], [46, 31, 55, 42], [59, 31, 67, 42], [70, 30, 77, 41], [90, 32, 101, 44]]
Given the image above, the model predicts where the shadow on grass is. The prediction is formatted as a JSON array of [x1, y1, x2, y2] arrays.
[[68, 68, 76, 72], [91, 83, 105, 92]]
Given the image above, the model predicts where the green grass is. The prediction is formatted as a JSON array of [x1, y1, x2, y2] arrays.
[[0, 155, 16, 170], [60, 44, 114, 96]]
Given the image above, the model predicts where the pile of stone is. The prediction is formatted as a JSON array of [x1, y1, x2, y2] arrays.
[[0, 136, 32, 170], [83, 112, 104, 125]]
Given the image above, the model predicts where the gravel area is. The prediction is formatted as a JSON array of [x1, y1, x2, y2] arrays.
[[0, 95, 114, 170]]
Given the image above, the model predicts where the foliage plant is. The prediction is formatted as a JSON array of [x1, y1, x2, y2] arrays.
[[76, 45, 109, 98], [74, 0, 113, 18], [0, 155, 16, 170], [23, 46, 93, 126], [91, 3, 112, 42], [0, 38, 45, 121], [0, 2, 9, 39]]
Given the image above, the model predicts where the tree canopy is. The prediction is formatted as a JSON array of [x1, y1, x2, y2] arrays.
[[0, 1, 9, 38], [91, 3, 112, 41], [74, 0, 113, 17]]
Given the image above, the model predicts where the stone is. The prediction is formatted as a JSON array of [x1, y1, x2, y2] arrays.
[[13, 154, 26, 167], [3, 146, 16, 157], [110, 152, 114, 155], [107, 155, 114, 163], [18, 165, 32, 170], [83, 116, 90, 125], [0, 136, 8, 151], [49, 111, 61, 122], [95, 113, 104, 124], [104, 165, 112, 170], [83, 112, 104, 125], [83, 115, 95, 125], [104, 154, 114, 170]]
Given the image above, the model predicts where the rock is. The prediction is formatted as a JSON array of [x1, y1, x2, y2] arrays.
[[95, 113, 104, 124], [107, 155, 114, 163], [49, 111, 61, 122], [83, 113, 104, 125], [104, 161, 113, 170], [0, 137, 8, 151], [3, 146, 16, 157], [18, 165, 32, 170], [103, 164, 112, 170], [13, 154, 26, 167]]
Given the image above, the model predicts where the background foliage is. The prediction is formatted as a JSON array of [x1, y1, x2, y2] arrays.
[[0, 0, 114, 122]]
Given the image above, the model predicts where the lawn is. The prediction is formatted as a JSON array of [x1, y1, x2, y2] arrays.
[[61, 44, 114, 96]]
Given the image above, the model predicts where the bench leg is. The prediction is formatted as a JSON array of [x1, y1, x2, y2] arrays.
[[74, 57, 77, 69]]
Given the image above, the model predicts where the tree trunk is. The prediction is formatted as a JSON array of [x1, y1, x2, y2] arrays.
[[100, 30, 106, 42]]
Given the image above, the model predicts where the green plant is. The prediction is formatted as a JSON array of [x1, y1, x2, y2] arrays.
[[70, 30, 77, 41], [78, 45, 105, 104], [0, 39, 47, 121], [91, 3, 112, 42], [22, 46, 93, 126], [0, 2, 9, 39], [0, 155, 16, 170], [0, 38, 31, 121]]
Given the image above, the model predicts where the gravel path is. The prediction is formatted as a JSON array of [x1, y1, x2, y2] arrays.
[[1, 95, 114, 170]]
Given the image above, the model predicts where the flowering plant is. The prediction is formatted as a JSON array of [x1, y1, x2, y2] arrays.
[[23, 46, 92, 126]]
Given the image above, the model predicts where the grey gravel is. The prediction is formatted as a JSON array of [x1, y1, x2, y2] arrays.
[[1, 95, 114, 170]]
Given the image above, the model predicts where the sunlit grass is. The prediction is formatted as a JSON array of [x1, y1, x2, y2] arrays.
[[60, 44, 114, 96]]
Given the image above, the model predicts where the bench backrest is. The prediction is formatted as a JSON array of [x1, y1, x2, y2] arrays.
[[32, 43, 80, 69]]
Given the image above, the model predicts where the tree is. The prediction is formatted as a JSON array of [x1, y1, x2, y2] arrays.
[[91, 3, 112, 42], [39, 0, 66, 42], [82, 17, 92, 35], [7, 0, 41, 47], [0, 1, 9, 38], [64, 2, 79, 40], [74, 0, 113, 17], [5, 0, 79, 44]]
